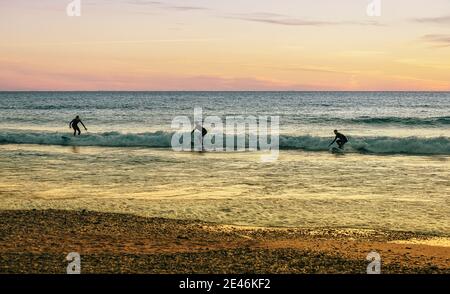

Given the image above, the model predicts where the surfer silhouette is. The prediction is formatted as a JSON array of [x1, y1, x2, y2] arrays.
[[191, 122, 207, 150], [69, 115, 87, 136], [329, 130, 348, 149]]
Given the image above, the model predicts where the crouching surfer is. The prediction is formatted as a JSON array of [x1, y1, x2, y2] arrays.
[[328, 129, 348, 149]]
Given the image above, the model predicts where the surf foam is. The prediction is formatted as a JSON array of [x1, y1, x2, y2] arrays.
[[0, 130, 449, 155]]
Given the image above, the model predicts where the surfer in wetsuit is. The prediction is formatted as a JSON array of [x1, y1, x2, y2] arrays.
[[69, 115, 87, 136], [191, 122, 207, 150], [329, 129, 348, 149]]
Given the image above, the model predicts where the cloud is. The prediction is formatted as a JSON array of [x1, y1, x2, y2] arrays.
[[0, 61, 340, 91], [168, 6, 208, 11], [389, 74, 449, 88], [124, 0, 162, 5], [413, 15, 450, 24], [395, 59, 450, 70], [125, 0, 207, 11], [421, 34, 450, 47], [270, 65, 360, 75], [2, 60, 448, 91], [338, 50, 386, 57], [0, 39, 222, 48], [227, 13, 382, 27]]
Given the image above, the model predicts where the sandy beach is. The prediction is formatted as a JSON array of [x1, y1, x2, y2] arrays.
[[0, 209, 448, 274]]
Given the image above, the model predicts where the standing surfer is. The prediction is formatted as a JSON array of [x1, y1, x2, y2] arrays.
[[329, 130, 348, 149], [69, 115, 87, 136]]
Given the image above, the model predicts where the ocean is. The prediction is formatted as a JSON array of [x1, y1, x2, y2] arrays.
[[0, 91, 449, 234]]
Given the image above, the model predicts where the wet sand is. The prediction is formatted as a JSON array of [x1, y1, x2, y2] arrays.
[[0, 209, 448, 274]]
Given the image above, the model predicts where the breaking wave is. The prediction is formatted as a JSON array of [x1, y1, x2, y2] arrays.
[[304, 116, 450, 126], [0, 130, 449, 155]]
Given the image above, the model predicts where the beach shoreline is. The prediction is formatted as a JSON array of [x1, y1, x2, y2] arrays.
[[0, 209, 448, 274]]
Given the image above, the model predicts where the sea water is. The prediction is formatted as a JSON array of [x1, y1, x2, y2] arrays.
[[0, 92, 449, 234]]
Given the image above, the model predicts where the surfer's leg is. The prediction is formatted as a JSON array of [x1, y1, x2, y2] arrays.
[[74, 126, 81, 136]]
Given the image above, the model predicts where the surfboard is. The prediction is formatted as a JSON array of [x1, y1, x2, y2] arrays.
[[330, 147, 344, 154], [61, 136, 72, 144]]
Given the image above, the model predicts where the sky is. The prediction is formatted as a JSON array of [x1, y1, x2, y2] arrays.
[[0, 0, 449, 91]]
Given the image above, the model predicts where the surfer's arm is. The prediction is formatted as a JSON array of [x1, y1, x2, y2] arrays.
[[80, 121, 87, 130], [69, 120, 73, 128], [328, 137, 337, 146]]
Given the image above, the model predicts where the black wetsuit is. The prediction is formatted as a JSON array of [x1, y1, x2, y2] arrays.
[[69, 118, 85, 136], [201, 127, 207, 137], [333, 132, 348, 149], [192, 126, 207, 137], [191, 126, 207, 149]]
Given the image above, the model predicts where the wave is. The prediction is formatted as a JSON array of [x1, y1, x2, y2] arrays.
[[0, 131, 449, 155], [279, 135, 450, 155], [0, 131, 172, 148], [304, 116, 450, 126], [347, 116, 450, 126]]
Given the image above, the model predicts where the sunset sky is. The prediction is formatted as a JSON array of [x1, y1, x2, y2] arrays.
[[0, 0, 449, 90]]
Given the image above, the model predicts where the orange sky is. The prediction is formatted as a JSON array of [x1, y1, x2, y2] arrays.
[[0, 0, 449, 90]]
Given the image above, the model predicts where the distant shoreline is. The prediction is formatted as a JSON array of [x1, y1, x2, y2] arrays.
[[0, 209, 448, 274]]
